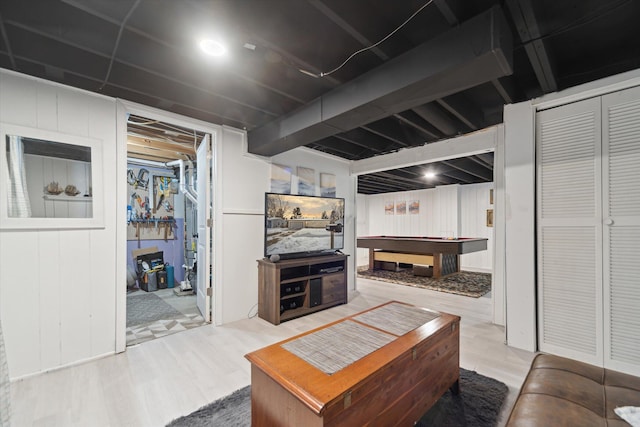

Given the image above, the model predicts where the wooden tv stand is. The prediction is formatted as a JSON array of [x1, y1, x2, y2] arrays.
[[257, 254, 348, 325]]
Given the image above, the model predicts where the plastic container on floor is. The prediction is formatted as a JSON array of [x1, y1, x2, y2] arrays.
[[166, 264, 175, 288]]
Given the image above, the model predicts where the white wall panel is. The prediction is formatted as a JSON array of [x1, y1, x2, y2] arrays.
[[221, 128, 269, 213], [37, 230, 62, 370], [59, 231, 92, 365], [0, 233, 40, 377], [220, 214, 264, 323], [87, 95, 117, 357], [356, 194, 369, 266], [460, 182, 493, 271], [0, 72, 37, 126], [35, 83, 58, 130], [0, 70, 117, 379], [435, 185, 460, 237], [57, 90, 90, 137], [503, 101, 537, 352], [218, 128, 268, 324]]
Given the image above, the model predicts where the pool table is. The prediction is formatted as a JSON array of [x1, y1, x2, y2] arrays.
[[357, 236, 488, 278]]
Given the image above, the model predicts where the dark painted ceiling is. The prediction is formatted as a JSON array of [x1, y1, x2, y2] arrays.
[[1, 0, 638, 194]]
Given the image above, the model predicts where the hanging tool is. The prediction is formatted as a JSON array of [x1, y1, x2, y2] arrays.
[[127, 169, 137, 186], [156, 194, 165, 211], [136, 168, 149, 189]]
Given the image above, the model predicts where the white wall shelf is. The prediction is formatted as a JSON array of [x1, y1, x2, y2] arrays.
[[43, 194, 92, 202]]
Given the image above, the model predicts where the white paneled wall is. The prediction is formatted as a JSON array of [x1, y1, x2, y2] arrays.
[[357, 183, 493, 271], [459, 183, 494, 270], [0, 70, 356, 379], [0, 71, 117, 379]]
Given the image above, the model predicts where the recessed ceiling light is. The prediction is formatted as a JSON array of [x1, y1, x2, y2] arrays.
[[199, 39, 226, 56], [424, 172, 436, 179]]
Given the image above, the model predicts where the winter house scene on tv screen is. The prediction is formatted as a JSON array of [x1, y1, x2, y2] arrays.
[[265, 193, 344, 257]]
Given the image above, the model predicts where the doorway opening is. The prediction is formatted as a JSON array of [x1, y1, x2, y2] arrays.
[[355, 153, 495, 300], [124, 113, 211, 346]]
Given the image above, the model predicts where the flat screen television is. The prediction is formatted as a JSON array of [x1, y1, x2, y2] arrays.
[[264, 192, 345, 259]]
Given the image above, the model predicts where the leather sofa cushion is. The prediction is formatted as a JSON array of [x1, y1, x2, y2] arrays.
[[506, 354, 640, 426]]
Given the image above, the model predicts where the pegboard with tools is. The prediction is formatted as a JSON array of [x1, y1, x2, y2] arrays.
[[127, 167, 177, 241]]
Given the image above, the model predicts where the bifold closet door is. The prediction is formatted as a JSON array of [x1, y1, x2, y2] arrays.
[[536, 97, 603, 365], [602, 86, 640, 376]]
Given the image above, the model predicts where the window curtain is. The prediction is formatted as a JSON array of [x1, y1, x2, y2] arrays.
[[5, 135, 31, 217], [0, 317, 10, 427]]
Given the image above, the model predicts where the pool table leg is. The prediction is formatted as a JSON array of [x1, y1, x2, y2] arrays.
[[368, 248, 375, 270], [433, 254, 442, 278]]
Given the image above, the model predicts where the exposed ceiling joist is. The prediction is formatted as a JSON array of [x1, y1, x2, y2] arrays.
[[360, 123, 411, 148], [412, 104, 458, 136], [127, 135, 196, 156], [309, 0, 389, 61], [506, 0, 557, 93], [393, 113, 440, 139], [126, 144, 190, 162], [434, 0, 461, 26], [491, 78, 514, 104], [442, 159, 491, 181], [248, 6, 513, 157], [5, 1, 636, 195], [435, 96, 481, 130]]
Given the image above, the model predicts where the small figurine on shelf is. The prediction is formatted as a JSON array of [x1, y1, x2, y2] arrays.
[[64, 185, 80, 196], [45, 181, 63, 195]]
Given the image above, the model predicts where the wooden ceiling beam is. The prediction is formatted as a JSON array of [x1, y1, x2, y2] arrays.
[[127, 144, 190, 161], [127, 135, 195, 156]]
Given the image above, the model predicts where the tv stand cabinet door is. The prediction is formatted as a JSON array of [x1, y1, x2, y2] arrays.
[[322, 272, 346, 305]]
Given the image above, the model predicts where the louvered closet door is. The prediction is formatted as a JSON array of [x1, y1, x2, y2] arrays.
[[602, 86, 640, 376], [536, 97, 603, 365]]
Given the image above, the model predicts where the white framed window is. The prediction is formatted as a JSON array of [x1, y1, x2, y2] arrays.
[[0, 123, 104, 229]]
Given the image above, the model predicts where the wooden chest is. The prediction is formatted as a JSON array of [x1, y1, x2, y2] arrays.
[[245, 301, 460, 426]]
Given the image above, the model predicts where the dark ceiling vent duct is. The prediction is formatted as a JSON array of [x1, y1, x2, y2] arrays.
[[248, 6, 513, 157]]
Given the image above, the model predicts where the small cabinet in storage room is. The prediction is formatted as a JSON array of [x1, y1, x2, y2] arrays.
[[257, 254, 348, 325]]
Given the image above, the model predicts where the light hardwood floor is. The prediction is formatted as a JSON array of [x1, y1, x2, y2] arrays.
[[10, 277, 536, 426]]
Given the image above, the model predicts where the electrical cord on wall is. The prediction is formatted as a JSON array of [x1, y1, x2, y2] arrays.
[[247, 302, 259, 319], [298, 0, 434, 78]]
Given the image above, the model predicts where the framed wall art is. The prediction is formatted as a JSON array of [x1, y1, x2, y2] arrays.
[[320, 173, 336, 197], [384, 201, 394, 215], [270, 163, 292, 194], [297, 166, 315, 196]]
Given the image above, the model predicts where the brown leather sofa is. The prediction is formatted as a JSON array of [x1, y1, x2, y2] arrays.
[[506, 353, 640, 426]]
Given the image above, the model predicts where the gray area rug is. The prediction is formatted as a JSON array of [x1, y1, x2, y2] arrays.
[[166, 368, 508, 427], [126, 292, 184, 328], [358, 268, 492, 298]]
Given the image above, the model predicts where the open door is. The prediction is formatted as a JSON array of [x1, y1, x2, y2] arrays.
[[196, 134, 212, 322]]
